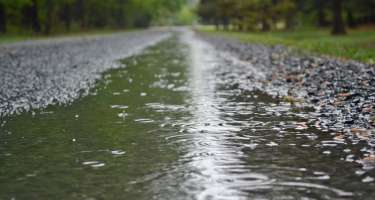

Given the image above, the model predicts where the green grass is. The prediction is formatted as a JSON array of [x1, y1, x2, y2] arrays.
[[0, 34, 35, 45], [199, 26, 375, 64]]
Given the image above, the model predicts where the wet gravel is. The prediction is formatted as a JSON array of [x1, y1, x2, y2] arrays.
[[200, 33, 375, 139], [0, 30, 170, 117]]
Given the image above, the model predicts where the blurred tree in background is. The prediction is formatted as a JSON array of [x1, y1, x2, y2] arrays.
[[0, 0, 188, 35], [1, 0, 374, 36], [0, 1, 6, 32], [197, 0, 375, 35]]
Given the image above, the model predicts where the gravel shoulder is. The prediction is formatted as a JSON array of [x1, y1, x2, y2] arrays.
[[199, 33, 375, 138], [0, 29, 170, 117]]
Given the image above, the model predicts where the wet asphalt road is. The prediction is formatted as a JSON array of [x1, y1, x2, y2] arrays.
[[0, 30, 170, 117]]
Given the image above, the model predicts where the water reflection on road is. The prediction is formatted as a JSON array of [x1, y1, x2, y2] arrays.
[[0, 30, 374, 200]]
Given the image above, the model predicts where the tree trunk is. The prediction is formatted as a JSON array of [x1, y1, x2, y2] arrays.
[[0, 2, 6, 33], [316, 0, 329, 27], [30, 0, 41, 33], [60, 3, 72, 31], [346, 9, 356, 28], [44, 0, 53, 35], [238, 23, 243, 31], [76, 0, 86, 29], [331, 0, 346, 35], [214, 20, 219, 30], [222, 17, 229, 31], [237, 16, 243, 31], [261, 19, 271, 32], [261, 6, 270, 32], [114, 8, 125, 28], [285, 14, 295, 30]]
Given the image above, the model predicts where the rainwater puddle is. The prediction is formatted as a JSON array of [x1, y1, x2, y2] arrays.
[[0, 31, 374, 200]]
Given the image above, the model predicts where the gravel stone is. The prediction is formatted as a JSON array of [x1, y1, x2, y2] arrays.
[[0, 30, 170, 117], [200, 33, 375, 136]]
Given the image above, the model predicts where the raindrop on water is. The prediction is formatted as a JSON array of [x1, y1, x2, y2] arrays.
[[322, 150, 331, 155], [362, 176, 374, 183], [111, 150, 126, 156], [266, 142, 279, 147]]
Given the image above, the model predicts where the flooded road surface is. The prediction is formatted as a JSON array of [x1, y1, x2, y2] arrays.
[[1, 31, 374, 200]]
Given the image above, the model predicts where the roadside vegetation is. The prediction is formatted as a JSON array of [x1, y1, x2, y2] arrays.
[[0, 0, 192, 44], [197, 0, 375, 63], [0, 34, 31, 44]]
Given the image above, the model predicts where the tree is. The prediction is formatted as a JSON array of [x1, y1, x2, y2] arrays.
[[197, 0, 218, 28], [75, 0, 86, 29], [274, 0, 298, 30], [0, 0, 191, 34], [331, 0, 346, 35], [256, 0, 274, 31], [29, 0, 41, 33], [112, 0, 127, 28], [59, 0, 73, 31], [0, 1, 6, 33], [43, 0, 54, 34], [316, 0, 329, 27], [197, 0, 300, 32]]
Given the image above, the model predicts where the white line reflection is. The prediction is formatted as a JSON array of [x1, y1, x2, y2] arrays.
[[180, 29, 272, 200]]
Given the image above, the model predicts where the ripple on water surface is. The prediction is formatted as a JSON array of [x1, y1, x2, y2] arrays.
[[0, 30, 374, 200]]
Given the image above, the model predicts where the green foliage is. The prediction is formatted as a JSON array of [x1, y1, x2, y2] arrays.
[[0, 0, 188, 35], [176, 6, 197, 25], [0, 33, 32, 44], [198, 0, 299, 31], [197, 0, 375, 33]]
